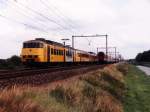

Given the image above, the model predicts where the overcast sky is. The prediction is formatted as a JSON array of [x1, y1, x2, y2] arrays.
[[0, 0, 150, 59]]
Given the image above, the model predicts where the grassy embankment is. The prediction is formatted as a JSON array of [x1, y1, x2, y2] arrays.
[[124, 65, 150, 112], [0, 63, 128, 112]]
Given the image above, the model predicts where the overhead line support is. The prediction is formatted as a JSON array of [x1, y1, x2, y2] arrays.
[[72, 34, 108, 61]]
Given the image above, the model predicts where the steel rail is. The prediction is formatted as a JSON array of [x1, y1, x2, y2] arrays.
[[0, 65, 104, 80]]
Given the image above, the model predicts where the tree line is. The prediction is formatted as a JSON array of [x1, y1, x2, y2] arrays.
[[136, 50, 150, 62], [0, 55, 22, 69]]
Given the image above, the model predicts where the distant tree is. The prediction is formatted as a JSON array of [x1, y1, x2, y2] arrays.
[[136, 50, 150, 62], [7, 55, 21, 66], [136, 53, 142, 62], [0, 59, 7, 69], [0, 55, 22, 69]]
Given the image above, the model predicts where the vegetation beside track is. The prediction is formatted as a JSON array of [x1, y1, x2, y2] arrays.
[[124, 65, 150, 112], [0, 63, 128, 112], [0, 55, 22, 69]]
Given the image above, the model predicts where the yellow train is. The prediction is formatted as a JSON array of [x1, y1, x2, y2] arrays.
[[21, 38, 97, 65]]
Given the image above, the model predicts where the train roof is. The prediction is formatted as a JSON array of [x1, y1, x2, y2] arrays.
[[36, 38, 65, 47], [24, 38, 97, 56]]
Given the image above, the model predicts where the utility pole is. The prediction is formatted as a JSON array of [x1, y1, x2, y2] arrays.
[[106, 34, 108, 60], [72, 34, 108, 62]]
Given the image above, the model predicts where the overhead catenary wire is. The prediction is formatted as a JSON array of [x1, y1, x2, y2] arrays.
[[44, 0, 80, 29], [13, 0, 73, 35], [0, 14, 48, 33], [6, 0, 67, 35], [0, 0, 50, 33], [1, 0, 73, 36], [40, 0, 78, 33]]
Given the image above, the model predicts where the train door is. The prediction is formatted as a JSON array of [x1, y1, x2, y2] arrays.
[[47, 46, 50, 62]]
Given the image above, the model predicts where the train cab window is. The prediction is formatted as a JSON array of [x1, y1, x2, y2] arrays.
[[23, 42, 43, 48], [23, 43, 27, 48]]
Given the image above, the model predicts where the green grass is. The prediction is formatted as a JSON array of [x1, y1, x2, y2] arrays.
[[124, 65, 150, 112]]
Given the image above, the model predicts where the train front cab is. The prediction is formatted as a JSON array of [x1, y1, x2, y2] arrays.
[[21, 40, 46, 66]]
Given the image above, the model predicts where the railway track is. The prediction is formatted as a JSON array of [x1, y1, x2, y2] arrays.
[[0, 65, 104, 80], [0, 68, 33, 74]]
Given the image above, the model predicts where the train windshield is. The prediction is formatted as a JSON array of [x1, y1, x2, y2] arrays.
[[23, 42, 43, 48]]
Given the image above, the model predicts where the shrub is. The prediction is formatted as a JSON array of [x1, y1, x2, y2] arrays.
[[0, 55, 22, 69], [82, 84, 98, 101], [50, 86, 76, 106], [82, 75, 101, 87]]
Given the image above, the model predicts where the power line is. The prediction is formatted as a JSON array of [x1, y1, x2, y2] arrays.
[[3, 0, 73, 36], [0, 0, 52, 33], [45, 0, 79, 29], [40, 0, 75, 32], [13, 0, 73, 35], [8, 0, 68, 35], [0, 14, 48, 33]]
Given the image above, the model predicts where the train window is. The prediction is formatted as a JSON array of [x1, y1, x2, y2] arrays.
[[29, 43, 33, 48], [28, 55, 32, 58], [33, 43, 36, 48], [58, 50, 60, 55], [57, 50, 59, 55], [70, 52, 72, 56], [60, 50, 62, 55], [54, 49, 56, 55], [59, 50, 61, 55], [56, 50, 58, 55], [69, 51, 71, 56], [39, 43, 43, 48], [56, 49, 58, 55], [23, 42, 43, 48], [23, 55, 26, 58], [34, 55, 38, 58], [68, 51, 70, 56], [23, 43, 27, 48], [51, 48, 54, 55]]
